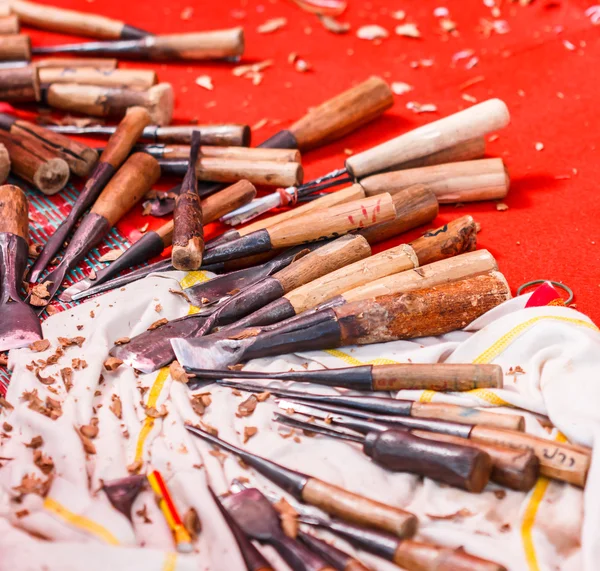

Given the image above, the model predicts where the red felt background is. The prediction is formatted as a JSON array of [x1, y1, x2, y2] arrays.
[[24, 0, 600, 320]]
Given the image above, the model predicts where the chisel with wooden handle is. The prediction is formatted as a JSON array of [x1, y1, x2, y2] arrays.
[[29, 106, 152, 283], [0, 65, 40, 102], [186, 425, 418, 538], [38, 66, 158, 90], [60, 180, 257, 302], [138, 144, 300, 163], [35, 152, 160, 308]]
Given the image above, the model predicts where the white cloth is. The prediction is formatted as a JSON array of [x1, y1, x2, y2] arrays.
[[0, 269, 598, 571]]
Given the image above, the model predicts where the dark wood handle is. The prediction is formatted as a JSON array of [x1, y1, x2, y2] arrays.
[[289, 76, 394, 151], [268, 194, 396, 249], [371, 363, 504, 391], [101, 106, 152, 168], [91, 153, 160, 226], [471, 426, 590, 487], [0, 34, 31, 62], [172, 191, 204, 270], [301, 478, 417, 539], [149, 29, 244, 60], [200, 180, 256, 223], [274, 234, 371, 292], [0, 66, 40, 102], [395, 540, 507, 571], [0, 184, 28, 239], [365, 430, 492, 493], [412, 429, 540, 492]]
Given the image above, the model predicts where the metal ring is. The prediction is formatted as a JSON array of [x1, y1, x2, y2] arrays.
[[517, 280, 574, 305]]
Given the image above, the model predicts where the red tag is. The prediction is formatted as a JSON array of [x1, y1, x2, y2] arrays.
[[525, 282, 565, 308]]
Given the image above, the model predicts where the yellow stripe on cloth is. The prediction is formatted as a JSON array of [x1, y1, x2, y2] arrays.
[[520, 432, 568, 570], [418, 390, 436, 403], [324, 349, 399, 366], [162, 552, 178, 571], [44, 497, 120, 545], [179, 271, 210, 290]]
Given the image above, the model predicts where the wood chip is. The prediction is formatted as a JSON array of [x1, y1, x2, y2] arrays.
[[395, 23, 421, 38], [257, 17, 287, 34], [406, 101, 438, 113], [169, 289, 191, 303], [104, 357, 123, 372], [273, 497, 298, 538], [252, 118, 268, 131], [535, 142, 544, 151], [183, 507, 202, 540], [114, 337, 130, 346], [136, 504, 152, 523], [3, 422, 12, 432], [148, 318, 168, 331], [0, 352, 7, 366], [29, 339, 50, 353], [243, 426, 258, 443], [144, 404, 168, 418], [494, 490, 507, 500], [58, 336, 85, 348], [33, 449, 54, 475], [190, 393, 212, 416], [110, 394, 122, 419], [60, 368, 73, 392], [80, 423, 98, 439], [255, 391, 271, 402], [391, 82, 413, 95], [195, 75, 214, 90], [98, 249, 122, 262], [72, 358, 87, 370], [35, 369, 55, 385], [170, 360, 189, 383], [31, 281, 51, 300], [199, 421, 218, 437], [29, 294, 47, 307], [237, 395, 258, 417], [75, 426, 96, 454], [13, 473, 52, 499], [25, 435, 44, 449], [357, 25, 388, 40], [21, 390, 62, 420], [319, 15, 350, 33], [295, 59, 311, 72], [426, 508, 474, 520], [28, 243, 42, 259], [0, 396, 13, 411], [127, 459, 143, 474], [228, 328, 261, 340], [154, 304, 162, 313], [180, 6, 193, 19], [496, 203, 509, 211]]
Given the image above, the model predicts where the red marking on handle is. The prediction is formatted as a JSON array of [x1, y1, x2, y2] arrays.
[[348, 215, 354, 224], [361, 205, 368, 219]]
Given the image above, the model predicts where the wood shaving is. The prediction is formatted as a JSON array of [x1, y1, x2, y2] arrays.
[[500, 523, 511, 533], [13, 473, 52, 499], [0, 397, 13, 411], [236, 395, 258, 417], [295, 59, 311, 73], [35, 369, 55, 386], [25, 436, 43, 449], [190, 393, 211, 416], [462, 93, 478, 103], [256, 391, 271, 402], [494, 490, 507, 500], [21, 390, 62, 420], [257, 17, 287, 34], [3, 422, 12, 432], [104, 357, 123, 372], [426, 508, 474, 520], [183, 507, 202, 540], [496, 203, 509, 211], [170, 360, 189, 383], [148, 318, 168, 331], [391, 82, 413, 95], [80, 423, 98, 439], [209, 448, 227, 465], [15, 509, 29, 518], [169, 289, 191, 303], [180, 6, 193, 19], [228, 328, 261, 340], [98, 249, 122, 263], [439, 18, 457, 33], [144, 404, 168, 418], [195, 75, 214, 91], [395, 23, 421, 38], [127, 459, 143, 474], [75, 426, 96, 454], [535, 142, 544, 151], [233, 60, 273, 86], [33, 450, 54, 475], [252, 118, 268, 131], [459, 76, 485, 90], [139, 223, 149, 233], [136, 504, 152, 523], [72, 358, 87, 370], [406, 101, 438, 113], [273, 497, 298, 538], [28, 243, 42, 259], [392, 10, 406, 19], [29, 339, 50, 353], [199, 421, 218, 436], [29, 295, 48, 307], [356, 25, 388, 40], [155, 304, 162, 313], [319, 15, 350, 33], [110, 395, 122, 419], [58, 336, 85, 348], [243, 426, 258, 443], [114, 337, 130, 346], [31, 281, 52, 300]]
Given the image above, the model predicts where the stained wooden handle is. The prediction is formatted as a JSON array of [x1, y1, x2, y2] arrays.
[[366, 430, 492, 492], [301, 478, 418, 538], [0, 66, 39, 102], [289, 76, 394, 151], [158, 145, 300, 163], [239, 184, 365, 237], [357, 184, 438, 246], [269, 193, 396, 249], [172, 191, 204, 270], [153, 125, 250, 146], [0, 143, 10, 185], [470, 426, 591, 487], [342, 250, 498, 304], [274, 234, 371, 292], [409, 215, 477, 266], [149, 29, 244, 60], [346, 99, 510, 178], [101, 106, 152, 168], [336, 271, 511, 346], [395, 540, 507, 571], [412, 429, 540, 491], [285, 242, 418, 314], [202, 180, 257, 223], [10, 0, 129, 40], [0, 184, 28, 238], [195, 157, 302, 187], [91, 152, 160, 226], [371, 363, 504, 391], [0, 34, 31, 61], [411, 402, 525, 431], [361, 158, 509, 204], [155, 220, 174, 244], [35, 57, 119, 69], [39, 67, 158, 90], [393, 137, 486, 170], [0, 15, 20, 34]]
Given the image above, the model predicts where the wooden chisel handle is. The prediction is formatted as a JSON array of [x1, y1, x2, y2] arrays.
[[147, 29, 244, 60], [346, 99, 510, 178], [0, 184, 28, 239], [153, 145, 300, 163], [101, 106, 152, 168], [393, 137, 486, 170], [301, 478, 417, 539], [195, 157, 302, 187], [268, 193, 396, 249], [0, 34, 30, 62], [470, 426, 591, 487], [91, 153, 160, 226], [289, 76, 394, 151], [411, 402, 525, 431]]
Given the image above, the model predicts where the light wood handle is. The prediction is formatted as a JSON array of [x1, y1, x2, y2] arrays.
[[0, 34, 31, 61], [0, 65, 39, 102], [152, 125, 250, 146], [470, 426, 590, 487], [239, 184, 365, 237], [101, 106, 152, 168], [155, 220, 174, 244], [371, 362, 504, 391], [10, 0, 127, 40], [149, 29, 244, 60], [202, 180, 257, 223], [0, 184, 28, 238], [269, 193, 396, 249], [301, 478, 417, 538], [195, 157, 302, 187], [361, 158, 509, 204], [412, 430, 540, 491], [289, 76, 394, 151], [342, 250, 498, 304], [409, 215, 477, 266], [357, 184, 438, 246], [91, 152, 160, 226], [39, 67, 158, 90], [35, 57, 119, 69], [346, 99, 510, 178], [393, 137, 486, 170], [0, 144, 9, 184], [394, 540, 507, 571], [285, 242, 418, 314], [411, 402, 525, 431], [0, 15, 20, 35], [274, 234, 371, 292], [159, 145, 300, 163]]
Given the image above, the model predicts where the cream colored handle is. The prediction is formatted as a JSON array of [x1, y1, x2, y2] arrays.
[[346, 99, 510, 178], [149, 29, 244, 60]]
